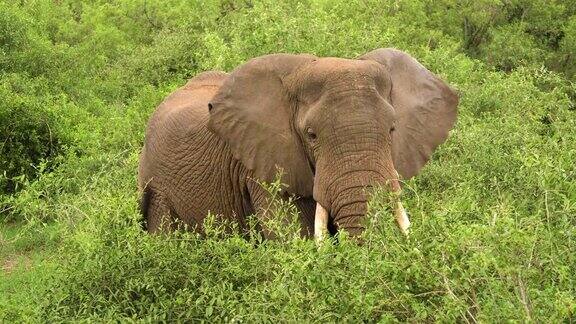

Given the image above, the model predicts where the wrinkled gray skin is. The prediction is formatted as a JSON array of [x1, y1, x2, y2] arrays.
[[138, 48, 459, 237]]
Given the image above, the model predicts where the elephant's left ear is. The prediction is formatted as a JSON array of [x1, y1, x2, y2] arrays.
[[359, 48, 459, 179]]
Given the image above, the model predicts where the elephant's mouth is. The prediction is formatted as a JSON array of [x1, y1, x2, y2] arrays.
[[313, 200, 410, 242], [313, 171, 410, 242]]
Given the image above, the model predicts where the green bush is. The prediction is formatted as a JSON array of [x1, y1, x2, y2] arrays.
[[1, 0, 575, 322], [480, 23, 548, 72], [423, 0, 576, 76], [557, 15, 576, 78], [0, 77, 67, 195]]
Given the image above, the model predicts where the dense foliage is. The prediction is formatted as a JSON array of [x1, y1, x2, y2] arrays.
[[1, 0, 575, 321]]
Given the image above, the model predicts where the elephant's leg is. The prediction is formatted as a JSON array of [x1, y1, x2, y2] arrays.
[[246, 180, 277, 239], [293, 197, 315, 238], [142, 187, 177, 234], [246, 180, 316, 239]]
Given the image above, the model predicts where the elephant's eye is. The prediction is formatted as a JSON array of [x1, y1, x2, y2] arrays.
[[306, 128, 317, 141]]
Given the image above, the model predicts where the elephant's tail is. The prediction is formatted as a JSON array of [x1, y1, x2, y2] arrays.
[[139, 186, 152, 231]]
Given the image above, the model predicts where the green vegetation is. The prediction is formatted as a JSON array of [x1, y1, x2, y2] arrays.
[[1, 0, 575, 321]]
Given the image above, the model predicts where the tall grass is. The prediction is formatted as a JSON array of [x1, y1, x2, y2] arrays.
[[1, 0, 575, 321]]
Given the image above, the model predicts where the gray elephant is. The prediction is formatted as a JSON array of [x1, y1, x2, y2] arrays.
[[138, 48, 458, 240]]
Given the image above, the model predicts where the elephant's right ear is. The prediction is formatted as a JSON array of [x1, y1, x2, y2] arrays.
[[359, 48, 459, 179], [208, 54, 317, 196]]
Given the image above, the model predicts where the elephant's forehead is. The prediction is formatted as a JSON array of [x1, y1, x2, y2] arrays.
[[292, 58, 390, 101], [297, 58, 389, 91], [307, 58, 384, 77]]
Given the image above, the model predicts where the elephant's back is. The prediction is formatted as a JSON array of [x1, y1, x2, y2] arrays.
[[146, 71, 227, 141], [138, 71, 229, 187]]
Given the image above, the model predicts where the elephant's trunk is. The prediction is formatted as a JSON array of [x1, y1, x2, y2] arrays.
[[313, 167, 410, 240], [331, 183, 373, 236]]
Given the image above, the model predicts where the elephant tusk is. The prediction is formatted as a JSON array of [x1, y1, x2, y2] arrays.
[[395, 200, 410, 236], [392, 170, 410, 236], [314, 202, 329, 243]]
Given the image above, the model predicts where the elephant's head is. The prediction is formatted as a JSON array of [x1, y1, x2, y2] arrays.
[[208, 48, 458, 238]]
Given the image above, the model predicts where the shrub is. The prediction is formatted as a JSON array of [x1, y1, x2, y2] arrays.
[[0, 77, 67, 195], [1, 0, 575, 322], [480, 23, 549, 72]]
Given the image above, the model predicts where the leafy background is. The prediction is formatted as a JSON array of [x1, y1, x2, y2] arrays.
[[1, 0, 575, 321]]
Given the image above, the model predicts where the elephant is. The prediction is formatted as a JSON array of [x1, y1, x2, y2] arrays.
[[138, 48, 459, 240]]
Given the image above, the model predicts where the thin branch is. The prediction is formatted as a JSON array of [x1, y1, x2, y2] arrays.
[[516, 275, 533, 321]]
